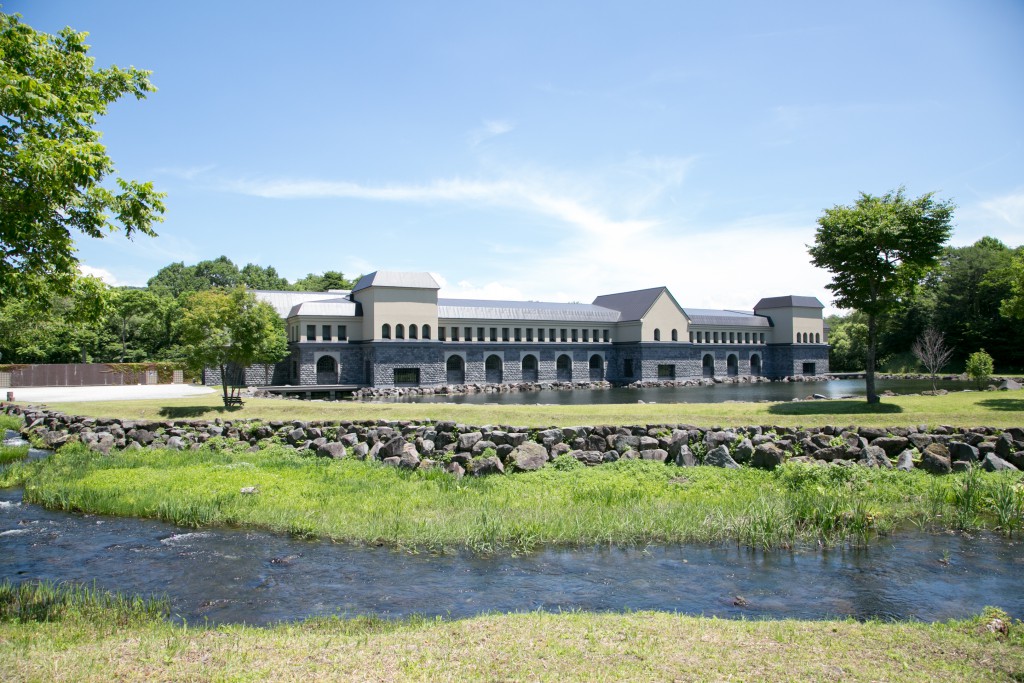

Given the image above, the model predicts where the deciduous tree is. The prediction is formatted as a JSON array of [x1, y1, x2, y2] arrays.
[[911, 328, 954, 391], [809, 187, 954, 403], [0, 12, 164, 300]]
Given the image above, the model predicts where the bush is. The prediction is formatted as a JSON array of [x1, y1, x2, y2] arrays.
[[966, 349, 995, 389]]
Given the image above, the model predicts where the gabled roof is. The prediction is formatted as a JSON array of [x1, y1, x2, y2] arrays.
[[352, 271, 440, 292], [592, 286, 683, 322], [253, 290, 351, 318], [683, 308, 771, 328], [438, 298, 621, 323], [754, 295, 824, 310]]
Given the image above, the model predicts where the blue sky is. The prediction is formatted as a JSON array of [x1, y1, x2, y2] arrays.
[[8, 1, 1024, 313]]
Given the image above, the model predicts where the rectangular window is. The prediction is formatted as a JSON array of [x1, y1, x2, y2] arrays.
[[560, 329, 567, 342], [713, 331, 719, 343], [478, 327, 485, 342], [338, 325, 347, 340], [550, 328, 556, 341], [502, 328, 510, 342], [582, 329, 589, 342], [490, 328, 497, 342], [464, 327, 472, 341], [306, 324, 316, 341], [538, 328, 545, 342], [624, 359, 634, 377], [603, 329, 609, 343], [452, 327, 460, 341], [322, 325, 331, 342], [802, 362, 816, 376], [760, 333, 765, 344], [394, 368, 420, 386], [439, 326, 447, 341], [514, 328, 522, 342], [526, 328, 533, 342], [657, 364, 676, 379], [571, 329, 578, 342]]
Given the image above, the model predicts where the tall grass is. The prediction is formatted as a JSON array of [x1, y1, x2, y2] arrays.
[[0, 444, 29, 465], [0, 580, 168, 624], [10, 442, 1024, 551], [0, 413, 22, 434]]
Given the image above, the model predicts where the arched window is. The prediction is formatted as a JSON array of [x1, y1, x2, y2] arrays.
[[750, 354, 761, 376], [522, 354, 538, 382], [727, 354, 738, 376], [316, 355, 336, 373], [654, 328, 661, 341], [409, 324, 418, 339], [422, 324, 431, 340], [485, 354, 503, 384], [671, 329, 678, 341], [316, 355, 337, 383], [556, 354, 572, 381], [815, 332, 820, 344], [702, 354, 714, 378], [446, 355, 465, 384], [396, 324, 405, 339], [588, 354, 603, 381], [382, 323, 391, 339]]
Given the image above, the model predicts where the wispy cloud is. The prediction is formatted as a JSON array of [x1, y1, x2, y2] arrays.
[[469, 119, 515, 146], [154, 164, 216, 181], [955, 188, 1024, 245], [78, 264, 119, 285]]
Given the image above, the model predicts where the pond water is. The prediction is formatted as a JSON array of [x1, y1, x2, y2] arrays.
[[3, 435, 1023, 625], [371, 378, 973, 405]]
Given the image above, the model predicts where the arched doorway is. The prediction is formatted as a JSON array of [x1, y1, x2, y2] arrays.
[[750, 354, 761, 376], [485, 354, 503, 384], [556, 354, 572, 381], [588, 354, 603, 381], [521, 354, 538, 382], [446, 355, 465, 385], [727, 354, 738, 376], [702, 354, 714, 378], [316, 355, 337, 384]]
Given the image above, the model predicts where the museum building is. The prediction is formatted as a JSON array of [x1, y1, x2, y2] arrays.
[[241, 271, 829, 389]]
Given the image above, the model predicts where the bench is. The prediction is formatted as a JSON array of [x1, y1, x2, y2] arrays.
[[223, 396, 245, 408]]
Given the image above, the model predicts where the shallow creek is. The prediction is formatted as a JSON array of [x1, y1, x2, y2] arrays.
[[2, 433, 1023, 625]]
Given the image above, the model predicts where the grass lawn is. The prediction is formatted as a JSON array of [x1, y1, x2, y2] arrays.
[[24, 388, 1024, 428], [1, 583, 1021, 682]]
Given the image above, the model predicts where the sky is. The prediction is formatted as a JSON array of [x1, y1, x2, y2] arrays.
[[8, 0, 1024, 313]]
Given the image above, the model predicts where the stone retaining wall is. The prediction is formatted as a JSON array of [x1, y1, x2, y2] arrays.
[[4, 404, 1021, 477]]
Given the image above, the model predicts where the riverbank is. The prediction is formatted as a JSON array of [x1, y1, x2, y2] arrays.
[[15, 387, 1024, 428], [1, 584, 1021, 682]]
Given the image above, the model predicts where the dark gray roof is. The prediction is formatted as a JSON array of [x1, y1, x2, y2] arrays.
[[438, 298, 621, 323], [683, 308, 771, 328], [591, 287, 668, 321], [754, 295, 824, 310], [289, 300, 362, 317], [352, 271, 440, 292]]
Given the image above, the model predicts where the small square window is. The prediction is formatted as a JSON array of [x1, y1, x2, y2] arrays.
[[306, 325, 316, 341]]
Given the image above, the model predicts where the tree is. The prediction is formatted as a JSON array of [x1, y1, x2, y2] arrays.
[[240, 263, 290, 290], [176, 288, 287, 403], [292, 270, 357, 292], [1000, 253, 1024, 321], [825, 313, 868, 372], [0, 12, 165, 300], [965, 349, 994, 389], [911, 328, 954, 391], [808, 187, 954, 403], [106, 288, 160, 362]]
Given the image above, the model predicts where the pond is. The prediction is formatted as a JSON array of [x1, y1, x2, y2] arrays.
[[3, 435, 1023, 626], [371, 378, 973, 405]]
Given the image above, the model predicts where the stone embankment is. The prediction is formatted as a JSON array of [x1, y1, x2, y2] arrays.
[[5, 404, 1022, 477]]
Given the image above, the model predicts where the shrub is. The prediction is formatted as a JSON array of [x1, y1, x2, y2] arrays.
[[965, 349, 995, 389]]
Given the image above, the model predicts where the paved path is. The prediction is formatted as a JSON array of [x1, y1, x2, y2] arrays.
[[4, 384, 216, 404]]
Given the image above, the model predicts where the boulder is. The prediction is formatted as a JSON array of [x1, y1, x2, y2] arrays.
[[995, 434, 1016, 459], [166, 436, 187, 451], [444, 461, 465, 479], [471, 440, 498, 456], [509, 442, 548, 471], [41, 430, 70, 449], [128, 429, 156, 446], [316, 442, 348, 459], [704, 444, 740, 469], [381, 456, 402, 468], [871, 436, 909, 457], [286, 427, 306, 446], [998, 379, 1022, 391], [613, 434, 640, 453], [920, 443, 951, 474], [731, 438, 754, 464], [982, 453, 1018, 472], [381, 436, 407, 458], [468, 455, 504, 476], [571, 450, 605, 466], [398, 443, 421, 469], [752, 443, 784, 470], [948, 442, 980, 463], [351, 442, 369, 459], [457, 431, 483, 451], [896, 449, 916, 472], [639, 449, 668, 463], [859, 445, 892, 469]]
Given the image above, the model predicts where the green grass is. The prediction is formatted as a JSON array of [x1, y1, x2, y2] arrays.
[[6, 442, 1022, 551], [1, 585, 1021, 682], [28, 389, 1024, 428], [0, 444, 29, 465], [0, 413, 22, 433]]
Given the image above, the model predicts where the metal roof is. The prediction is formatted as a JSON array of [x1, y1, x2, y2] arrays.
[[352, 271, 440, 292], [252, 290, 350, 318], [289, 300, 362, 318], [591, 287, 667, 321], [683, 308, 771, 328], [438, 298, 621, 323], [754, 295, 824, 310]]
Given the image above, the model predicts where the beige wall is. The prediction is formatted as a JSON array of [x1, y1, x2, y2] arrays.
[[437, 318, 614, 343], [640, 292, 689, 342], [354, 287, 438, 340], [295, 317, 363, 342], [758, 306, 824, 344]]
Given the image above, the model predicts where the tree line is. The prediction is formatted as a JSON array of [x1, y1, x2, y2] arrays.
[[826, 236, 1024, 373], [0, 256, 358, 365]]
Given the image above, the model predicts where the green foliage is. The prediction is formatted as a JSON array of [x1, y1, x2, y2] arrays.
[[292, 270, 357, 292], [550, 454, 583, 471], [1000, 253, 1024, 321], [0, 12, 165, 301], [0, 579, 168, 624], [825, 313, 868, 371], [809, 187, 955, 402], [965, 349, 994, 389]]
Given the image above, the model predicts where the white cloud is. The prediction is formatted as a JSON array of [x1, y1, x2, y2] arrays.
[[431, 272, 526, 301], [153, 164, 216, 181], [953, 189, 1024, 246], [469, 119, 515, 146], [78, 264, 119, 285]]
